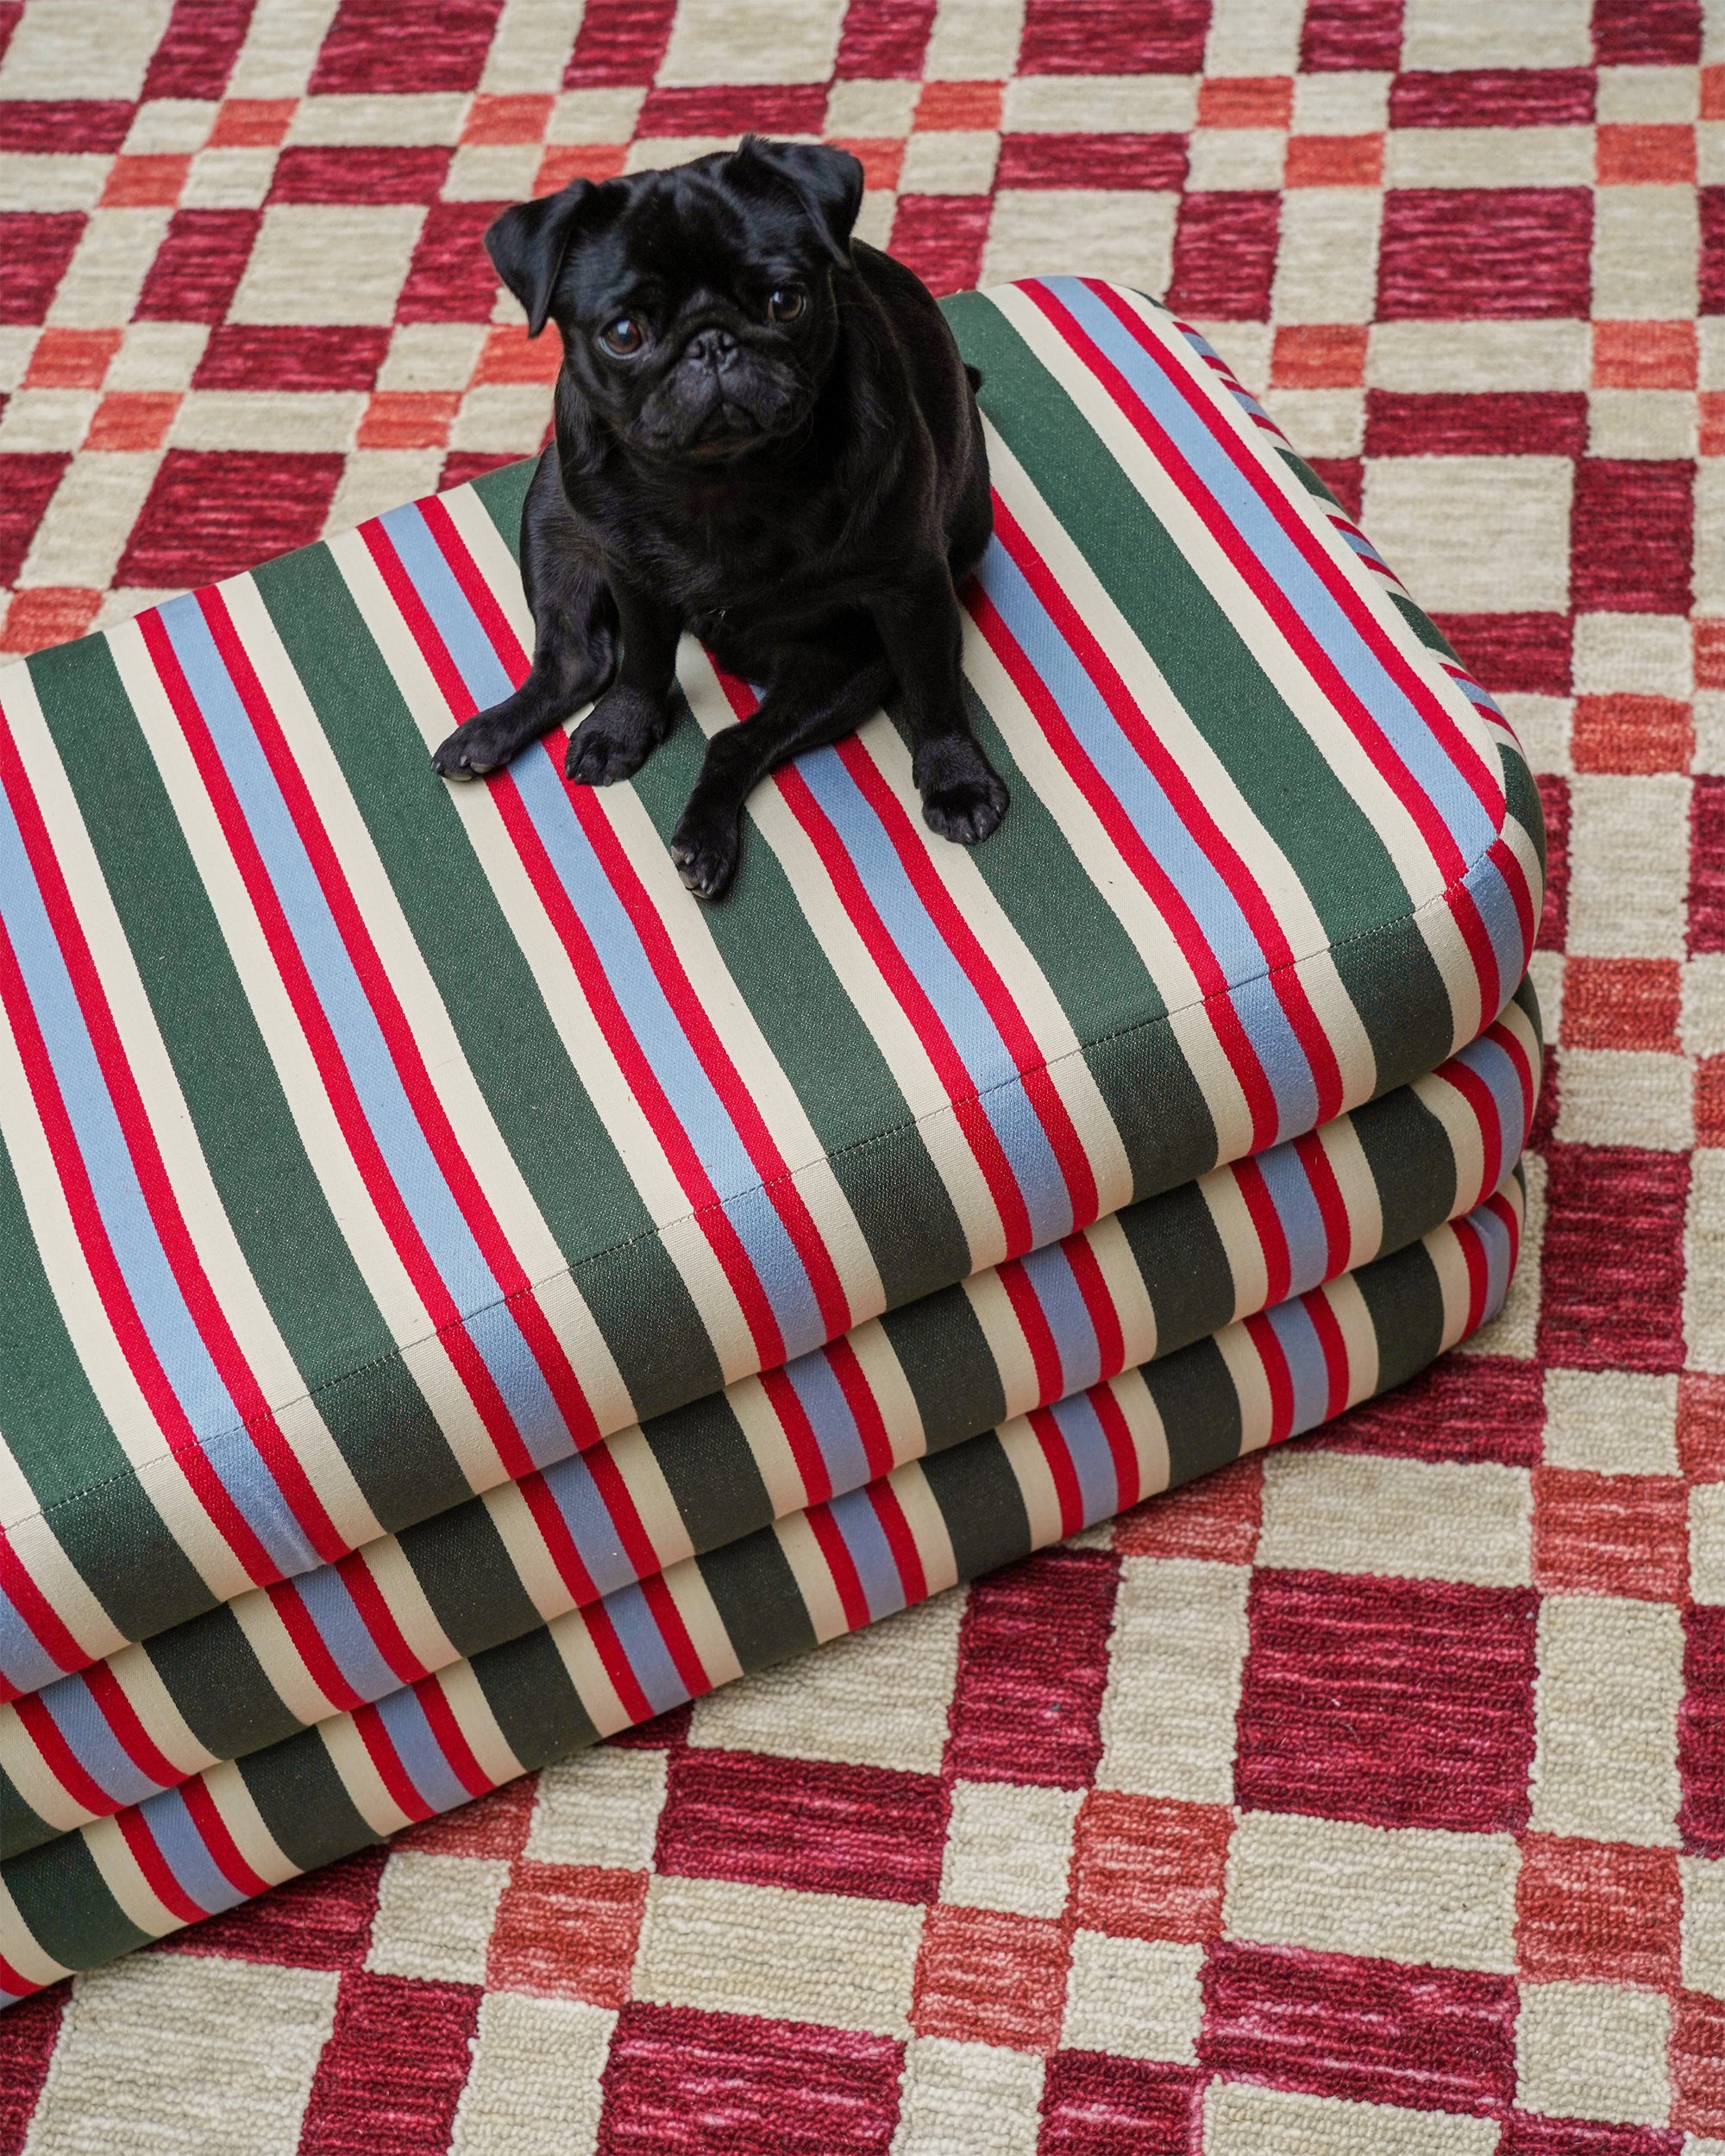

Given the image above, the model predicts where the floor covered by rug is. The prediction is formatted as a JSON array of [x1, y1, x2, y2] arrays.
[[0, 0, 1716, 2150]]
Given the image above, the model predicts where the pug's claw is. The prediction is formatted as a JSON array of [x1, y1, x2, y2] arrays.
[[920, 767, 1009, 847], [668, 814, 741, 900]]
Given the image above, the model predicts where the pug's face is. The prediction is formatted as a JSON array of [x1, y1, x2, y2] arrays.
[[486, 139, 864, 467]]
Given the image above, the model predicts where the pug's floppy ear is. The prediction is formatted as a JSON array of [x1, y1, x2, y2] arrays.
[[485, 180, 594, 339], [734, 136, 865, 267]]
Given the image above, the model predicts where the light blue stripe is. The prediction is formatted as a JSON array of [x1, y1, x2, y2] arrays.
[[542, 1452, 637, 1600], [1047, 1390, 1124, 1528], [782, 1351, 873, 1495], [600, 1582, 693, 1717], [825, 1488, 907, 1623], [0, 762, 319, 1576], [1466, 854, 1525, 1014], [374, 1685, 475, 1815], [40, 1677, 163, 1808], [979, 533, 1317, 1142], [1014, 1241, 1103, 1400], [507, 746, 826, 1357], [289, 1569, 403, 1704], [1471, 1201, 1515, 1324], [1452, 1032, 1527, 1173], [160, 594, 574, 1473], [1254, 1138, 1333, 1300], [380, 502, 518, 712], [136, 1785, 249, 1915], [0, 1592, 67, 1700], [1044, 276, 1499, 868], [1265, 1297, 1333, 1438]]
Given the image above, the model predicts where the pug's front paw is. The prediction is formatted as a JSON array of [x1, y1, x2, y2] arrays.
[[564, 684, 669, 787]]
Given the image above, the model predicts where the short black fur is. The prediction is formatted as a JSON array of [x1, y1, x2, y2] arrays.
[[430, 135, 1007, 899]]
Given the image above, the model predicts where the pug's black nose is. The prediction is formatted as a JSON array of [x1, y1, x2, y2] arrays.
[[684, 327, 737, 373]]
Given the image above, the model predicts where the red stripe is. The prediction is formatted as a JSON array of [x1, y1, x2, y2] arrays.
[[0, 697, 347, 1570], [360, 520, 478, 721], [1079, 280, 1503, 837], [335, 1551, 430, 1691], [266, 1580, 365, 1714], [760, 1365, 834, 1504], [198, 585, 599, 1454], [968, 577, 1282, 1155], [998, 1257, 1064, 1407], [865, 1478, 927, 1605], [1030, 1406, 1086, 1539], [1088, 1379, 1143, 1511], [0, 882, 278, 1588], [1454, 1214, 1491, 1336], [116, 1807, 206, 1925], [1290, 1130, 1353, 1282], [1440, 1059, 1509, 1210], [487, 748, 786, 1370], [805, 1502, 871, 1633], [139, 610, 536, 1489], [1484, 1012, 1538, 1141], [824, 1335, 898, 1482], [0, 1532, 90, 1695], [1488, 832, 1537, 969], [1245, 1311, 1295, 1445], [1233, 1156, 1292, 1311], [79, 1662, 185, 1796], [638, 1570, 710, 1701], [988, 498, 1345, 1129], [581, 1443, 662, 1583], [1446, 880, 1503, 1035], [351, 1702, 434, 1822], [1304, 1288, 1353, 1420], [831, 731, 1098, 1228], [517, 1470, 601, 1608], [579, 1599, 656, 1726], [1062, 1229, 1126, 1382], [413, 1674, 492, 1801], [178, 1776, 271, 1898], [13, 1693, 114, 1821]]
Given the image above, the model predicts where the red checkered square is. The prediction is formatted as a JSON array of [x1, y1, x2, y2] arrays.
[[1515, 1835, 1684, 1989], [1562, 959, 1682, 1052], [1037, 2052, 1204, 2153], [911, 1904, 1070, 2051], [1066, 1792, 1232, 1942], [1571, 461, 1695, 617], [484, 1860, 647, 2005], [1538, 1146, 1690, 1374], [1672, 1988, 1725, 2138], [298, 1971, 480, 2156], [0, 214, 86, 326], [1019, 0, 1211, 75], [116, 448, 347, 587]]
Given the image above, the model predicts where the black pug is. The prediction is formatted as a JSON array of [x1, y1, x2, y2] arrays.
[[430, 135, 1008, 899]]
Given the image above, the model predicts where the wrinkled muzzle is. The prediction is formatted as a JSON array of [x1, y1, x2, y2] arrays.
[[631, 333, 809, 460]]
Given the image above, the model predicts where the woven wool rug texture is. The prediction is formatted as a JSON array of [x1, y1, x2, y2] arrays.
[[0, 0, 1712, 2151]]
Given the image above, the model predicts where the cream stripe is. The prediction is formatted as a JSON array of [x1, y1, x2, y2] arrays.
[[1107, 1365, 1171, 1498], [657, 1556, 742, 1689], [604, 1426, 696, 1573], [81, 1814, 182, 1939], [482, 1478, 574, 1624], [726, 1377, 812, 1517], [887, 1462, 958, 1597], [318, 1712, 414, 1837], [547, 1605, 633, 1736], [1324, 1270, 1380, 1407], [1311, 1112, 1384, 1275], [0, 1874, 72, 1990], [1217, 1320, 1277, 1454], [3, 662, 380, 1551], [353, 1536, 459, 1677], [848, 713, 1132, 1220], [957, 616, 1256, 1165], [329, 527, 758, 1388], [961, 1265, 1041, 1424], [994, 1416, 1066, 1551], [1085, 1211, 1159, 1369], [981, 425, 1377, 1107], [224, 574, 634, 1437], [771, 1511, 850, 1644], [1426, 1219, 1477, 1351], [105, 1640, 216, 1779], [434, 1659, 521, 1788], [1414, 897, 1486, 1060], [846, 1318, 927, 1469], [110, 614, 507, 1497], [0, 1712, 97, 1837], [994, 286, 1456, 908], [198, 1757, 298, 1886], [228, 1589, 343, 1728], [1413, 1068, 1487, 1215], [679, 644, 1011, 1274]]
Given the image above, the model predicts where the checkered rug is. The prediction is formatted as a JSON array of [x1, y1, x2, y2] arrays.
[[0, 0, 1716, 2149]]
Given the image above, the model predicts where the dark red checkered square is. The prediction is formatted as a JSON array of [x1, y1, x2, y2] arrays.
[[157, 1846, 386, 1971], [1514, 1834, 1683, 1988], [311, 0, 506, 91], [595, 2004, 904, 2156], [1594, 0, 1703, 65], [298, 1971, 480, 2156], [1066, 1792, 1232, 1942], [1377, 189, 1593, 320], [1571, 461, 1695, 615], [1318, 1354, 1545, 1467], [0, 102, 133, 153], [652, 1748, 946, 1902], [1680, 1606, 1725, 1857], [484, 1860, 646, 2006], [1300, 0, 1404, 71], [1672, 1988, 1725, 2138], [1198, 1941, 1520, 2114], [912, 1904, 1070, 2052], [0, 213, 85, 325], [1537, 773, 1571, 950], [268, 146, 452, 204], [1500, 2116, 1684, 2156], [1390, 71, 1596, 128], [944, 1548, 1119, 1789], [887, 195, 992, 299], [0, 1990, 63, 2156], [1019, 0, 1211, 73], [1037, 2053, 1203, 2154], [1363, 391, 1588, 460], [0, 457, 69, 587], [116, 450, 346, 589], [142, 0, 252, 99], [834, 0, 937, 78], [135, 209, 262, 323], [1538, 1144, 1690, 1374], [1435, 614, 1573, 698], [193, 325, 391, 392], [1234, 1570, 1539, 1832], [1167, 191, 1281, 322], [996, 134, 1189, 191], [1692, 777, 1725, 952], [565, 0, 675, 87], [398, 201, 509, 322]]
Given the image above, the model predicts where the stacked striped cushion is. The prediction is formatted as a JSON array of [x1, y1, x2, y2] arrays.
[[0, 278, 1543, 1996]]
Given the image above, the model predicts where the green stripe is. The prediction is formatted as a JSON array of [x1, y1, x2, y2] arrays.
[[473, 1623, 595, 1771], [3, 1828, 151, 1971], [245, 1725, 380, 1874], [699, 1528, 817, 1672], [401, 1500, 545, 1663]]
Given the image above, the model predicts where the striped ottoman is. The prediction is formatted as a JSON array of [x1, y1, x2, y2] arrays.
[[0, 278, 1542, 1992]]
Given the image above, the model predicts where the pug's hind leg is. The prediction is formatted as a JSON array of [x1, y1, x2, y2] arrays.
[[433, 450, 618, 780], [670, 649, 894, 900]]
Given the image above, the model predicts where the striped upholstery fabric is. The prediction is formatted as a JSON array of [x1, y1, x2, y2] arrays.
[[0, 275, 1544, 1997]]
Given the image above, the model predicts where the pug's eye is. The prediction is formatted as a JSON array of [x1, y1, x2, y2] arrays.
[[768, 285, 806, 324], [597, 317, 643, 357]]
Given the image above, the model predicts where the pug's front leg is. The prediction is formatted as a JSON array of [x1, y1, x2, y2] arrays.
[[869, 564, 1007, 845], [565, 580, 682, 786]]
